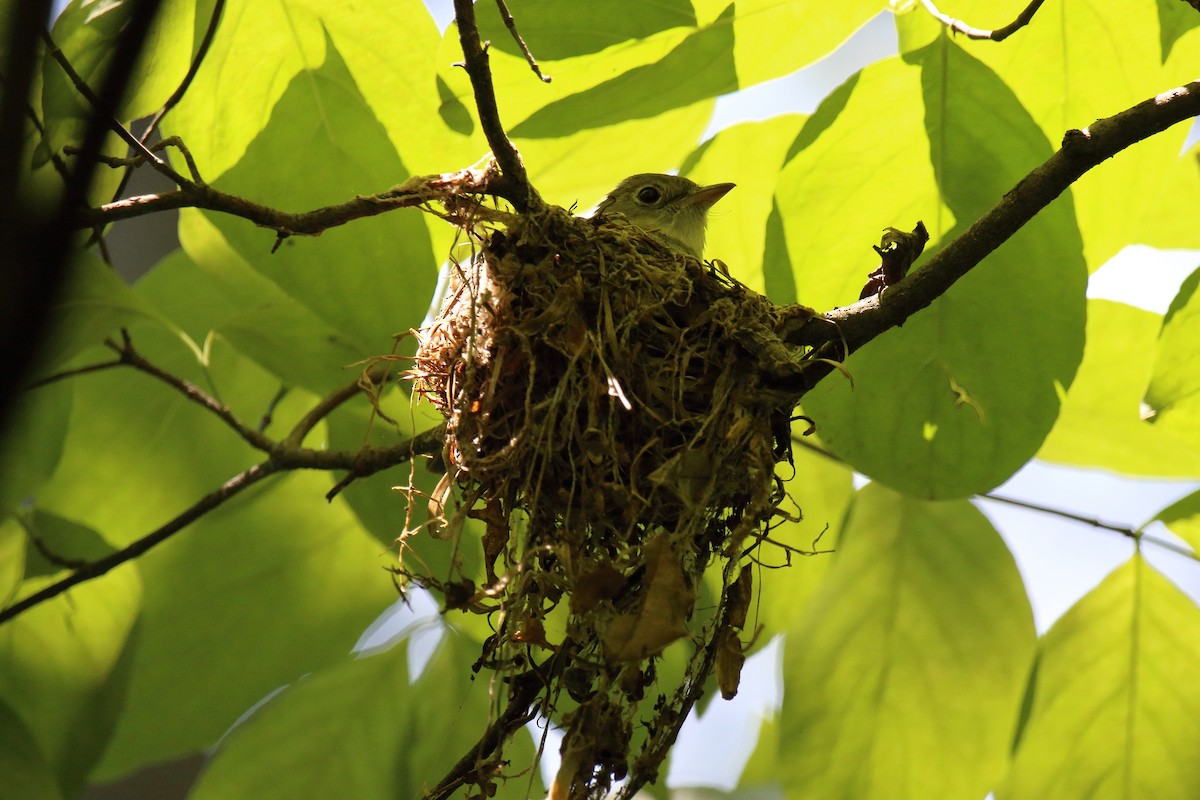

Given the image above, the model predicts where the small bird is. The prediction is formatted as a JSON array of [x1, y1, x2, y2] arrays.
[[594, 173, 735, 259]]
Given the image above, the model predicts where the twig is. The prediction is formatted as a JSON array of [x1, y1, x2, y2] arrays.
[[74, 164, 500, 235], [284, 365, 392, 447], [452, 0, 540, 212], [780, 79, 1200, 383], [786, 434, 1197, 561], [493, 0, 551, 83], [27, 357, 125, 389], [26, 530, 89, 570], [27, 330, 443, 481], [0, 460, 278, 625], [69, 136, 205, 182], [323, 423, 448, 501], [104, 0, 225, 204], [981, 493, 1199, 561], [258, 385, 290, 433], [143, 0, 225, 138], [0, 418, 441, 624], [105, 331, 274, 452], [423, 669, 545, 800], [920, 0, 1045, 42], [40, 29, 190, 187]]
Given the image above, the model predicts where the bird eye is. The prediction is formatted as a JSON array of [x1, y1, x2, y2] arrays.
[[636, 186, 662, 204]]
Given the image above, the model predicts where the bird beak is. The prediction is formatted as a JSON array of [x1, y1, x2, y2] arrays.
[[681, 182, 735, 210]]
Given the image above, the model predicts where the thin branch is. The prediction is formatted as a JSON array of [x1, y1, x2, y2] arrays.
[[258, 384, 291, 433], [105, 331, 274, 452], [452, 0, 539, 212], [792, 435, 1198, 561], [26, 357, 125, 389], [920, 0, 1045, 42], [70, 135, 205, 182], [143, 0, 225, 138], [781, 79, 1200, 383], [104, 0, 226, 205], [0, 460, 278, 625], [981, 493, 1199, 561], [40, 29, 190, 187], [74, 163, 501, 235], [493, 0, 551, 83], [322, 423, 447, 501], [424, 668, 545, 800], [284, 368, 386, 447], [0, 416, 441, 624]]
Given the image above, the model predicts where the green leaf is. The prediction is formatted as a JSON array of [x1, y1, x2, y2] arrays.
[[780, 483, 1036, 800], [169, 0, 446, 181], [189, 633, 539, 800], [193, 33, 436, 359], [680, 114, 809, 290], [511, 5, 736, 139], [0, 699, 63, 800], [1157, 0, 1200, 60], [19, 508, 118, 579], [1144, 262, 1200, 446], [0, 513, 142, 797], [1039, 300, 1200, 476], [35, 327, 272, 539], [999, 556, 1200, 800], [694, 0, 885, 87], [799, 42, 1086, 498], [752, 439, 854, 635], [0, 518, 24, 602], [93, 469, 396, 780], [40, 0, 197, 159], [920, 0, 1200, 266], [0, 385, 71, 519], [1148, 490, 1200, 554], [33, 251, 175, 377], [147, 241, 366, 395], [776, 64, 927, 314], [477, 0, 696, 60], [737, 707, 781, 790], [435, 10, 716, 206]]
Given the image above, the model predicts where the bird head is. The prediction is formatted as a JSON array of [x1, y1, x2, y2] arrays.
[[595, 173, 735, 258]]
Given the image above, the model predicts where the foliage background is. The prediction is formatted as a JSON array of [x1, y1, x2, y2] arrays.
[[2, 0, 1200, 798]]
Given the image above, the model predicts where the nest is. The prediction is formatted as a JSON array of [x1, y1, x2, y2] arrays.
[[408, 201, 819, 800]]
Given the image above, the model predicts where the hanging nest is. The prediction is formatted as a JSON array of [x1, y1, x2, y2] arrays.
[[406, 196, 821, 800]]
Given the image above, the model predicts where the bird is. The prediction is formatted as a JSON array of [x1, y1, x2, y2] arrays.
[[593, 173, 735, 259]]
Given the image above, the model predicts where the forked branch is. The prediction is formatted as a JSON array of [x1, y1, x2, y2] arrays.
[[1, 337, 445, 625], [452, 0, 542, 211], [920, 0, 1046, 42]]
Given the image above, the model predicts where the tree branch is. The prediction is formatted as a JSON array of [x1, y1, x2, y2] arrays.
[[493, 0, 551, 83], [143, 0, 226, 138], [104, 0, 226, 207], [0, 460, 278, 625], [452, 0, 541, 212], [980, 493, 1199, 561], [423, 669, 545, 800], [0, 423, 443, 626], [781, 78, 1200, 382], [74, 163, 502, 237], [103, 331, 274, 452], [40, 29, 190, 187], [920, 0, 1045, 42]]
